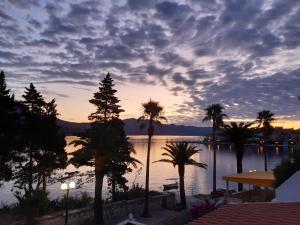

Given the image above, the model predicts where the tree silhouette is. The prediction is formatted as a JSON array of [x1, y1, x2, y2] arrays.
[[0, 71, 19, 186], [222, 122, 256, 191], [70, 73, 139, 225], [202, 104, 227, 193], [154, 142, 206, 208], [256, 110, 275, 171], [138, 99, 166, 217], [39, 99, 67, 193], [13, 84, 67, 197]]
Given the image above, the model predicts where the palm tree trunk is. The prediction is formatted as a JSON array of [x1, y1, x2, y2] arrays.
[[264, 137, 268, 171], [178, 165, 186, 208], [42, 171, 46, 193], [29, 144, 33, 196], [94, 157, 105, 225], [111, 175, 116, 201], [212, 127, 217, 193], [236, 147, 244, 192], [143, 132, 152, 217]]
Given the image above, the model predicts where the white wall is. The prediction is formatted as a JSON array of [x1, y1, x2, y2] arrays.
[[276, 171, 300, 202]]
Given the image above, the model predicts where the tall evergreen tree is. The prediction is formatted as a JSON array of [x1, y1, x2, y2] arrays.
[[38, 99, 67, 192], [14, 83, 46, 196], [70, 73, 139, 225], [0, 70, 19, 186]]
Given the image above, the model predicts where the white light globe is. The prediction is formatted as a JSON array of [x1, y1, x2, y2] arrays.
[[69, 181, 76, 189], [61, 183, 68, 190]]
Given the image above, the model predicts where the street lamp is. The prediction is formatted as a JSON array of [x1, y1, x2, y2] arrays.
[[61, 181, 76, 225]]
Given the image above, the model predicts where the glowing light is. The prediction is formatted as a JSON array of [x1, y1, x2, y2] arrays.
[[61, 183, 68, 190], [69, 181, 76, 189]]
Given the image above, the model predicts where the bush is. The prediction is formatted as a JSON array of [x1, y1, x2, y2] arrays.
[[110, 183, 160, 202], [14, 190, 50, 224], [274, 148, 300, 187], [50, 192, 93, 210]]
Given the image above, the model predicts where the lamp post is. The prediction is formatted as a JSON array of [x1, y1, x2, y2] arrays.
[[61, 181, 76, 225]]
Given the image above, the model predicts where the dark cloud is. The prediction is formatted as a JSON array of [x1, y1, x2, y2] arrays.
[[6, 0, 40, 9], [28, 18, 42, 29], [0, 50, 17, 60], [25, 39, 60, 48], [127, 0, 153, 10], [0, 9, 14, 21], [1, 0, 300, 123]]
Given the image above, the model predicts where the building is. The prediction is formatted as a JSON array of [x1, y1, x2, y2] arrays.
[[275, 171, 300, 202], [188, 203, 300, 225]]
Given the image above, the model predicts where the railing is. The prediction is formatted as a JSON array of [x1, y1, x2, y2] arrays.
[[34, 193, 175, 225]]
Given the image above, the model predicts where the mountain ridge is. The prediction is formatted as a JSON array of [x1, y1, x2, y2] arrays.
[[57, 118, 211, 136]]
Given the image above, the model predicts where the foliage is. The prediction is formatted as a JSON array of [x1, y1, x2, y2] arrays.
[[15, 190, 50, 219], [202, 104, 227, 131], [222, 122, 256, 147], [155, 142, 207, 169], [88, 73, 124, 122], [256, 110, 275, 136], [0, 71, 19, 186], [109, 183, 160, 202], [154, 142, 206, 208], [274, 148, 300, 187], [12, 83, 67, 198], [50, 192, 93, 210], [222, 122, 256, 191]]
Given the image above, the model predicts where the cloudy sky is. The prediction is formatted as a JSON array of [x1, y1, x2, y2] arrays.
[[1, 0, 300, 127]]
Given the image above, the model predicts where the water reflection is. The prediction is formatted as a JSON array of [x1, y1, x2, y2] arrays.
[[0, 135, 291, 204]]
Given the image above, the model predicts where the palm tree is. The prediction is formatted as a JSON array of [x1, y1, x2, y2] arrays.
[[138, 100, 166, 217], [69, 122, 141, 222], [222, 122, 256, 191], [256, 110, 275, 171], [202, 104, 227, 193], [154, 142, 207, 208]]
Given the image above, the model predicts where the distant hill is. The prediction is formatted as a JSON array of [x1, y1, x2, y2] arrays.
[[57, 118, 211, 136]]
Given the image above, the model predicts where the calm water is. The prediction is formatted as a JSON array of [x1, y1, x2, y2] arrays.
[[0, 135, 290, 205]]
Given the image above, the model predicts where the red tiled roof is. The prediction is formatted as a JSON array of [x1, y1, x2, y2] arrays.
[[188, 203, 300, 225]]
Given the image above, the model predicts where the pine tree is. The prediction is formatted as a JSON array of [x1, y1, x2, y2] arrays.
[[70, 73, 139, 225], [0, 70, 18, 186], [89, 73, 124, 122], [38, 99, 67, 193], [0, 70, 11, 96], [14, 84, 67, 198]]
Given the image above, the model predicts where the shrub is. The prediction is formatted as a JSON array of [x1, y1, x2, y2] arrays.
[[50, 191, 93, 210], [110, 183, 160, 202], [274, 148, 300, 187], [14, 190, 50, 224]]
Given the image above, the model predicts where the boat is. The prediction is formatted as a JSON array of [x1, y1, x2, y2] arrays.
[[163, 182, 179, 191]]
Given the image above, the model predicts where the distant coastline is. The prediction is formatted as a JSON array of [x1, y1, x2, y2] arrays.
[[57, 118, 212, 136]]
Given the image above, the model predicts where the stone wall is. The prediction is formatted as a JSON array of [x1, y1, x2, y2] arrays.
[[35, 193, 175, 225]]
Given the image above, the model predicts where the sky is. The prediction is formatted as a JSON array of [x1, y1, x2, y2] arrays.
[[0, 0, 300, 128]]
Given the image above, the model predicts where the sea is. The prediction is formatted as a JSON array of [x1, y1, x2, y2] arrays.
[[0, 135, 290, 205]]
